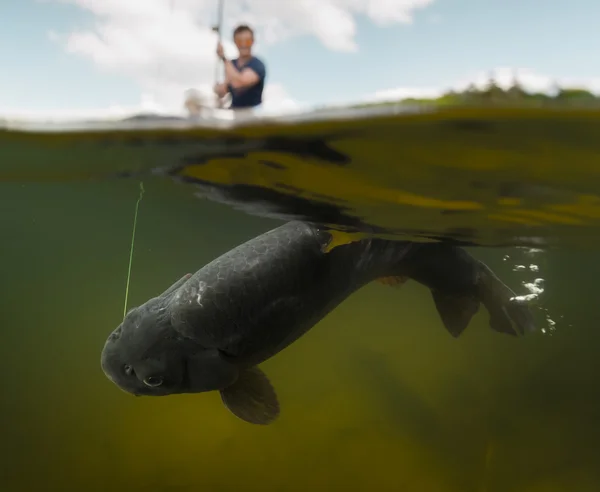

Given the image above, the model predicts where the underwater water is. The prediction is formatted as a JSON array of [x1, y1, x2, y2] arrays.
[[5, 106, 600, 249], [3, 176, 600, 492]]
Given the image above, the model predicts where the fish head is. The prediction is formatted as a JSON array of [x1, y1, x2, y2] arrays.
[[100, 297, 190, 396], [101, 293, 239, 397]]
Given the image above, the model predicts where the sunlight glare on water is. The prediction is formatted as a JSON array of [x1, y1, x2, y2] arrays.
[[504, 247, 569, 336]]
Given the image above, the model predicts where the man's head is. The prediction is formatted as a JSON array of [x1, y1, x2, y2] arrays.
[[233, 24, 254, 58]]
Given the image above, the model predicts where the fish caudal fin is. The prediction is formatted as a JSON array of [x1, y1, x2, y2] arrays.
[[220, 367, 280, 425], [478, 263, 536, 336], [377, 275, 479, 337], [378, 275, 479, 337], [431, 290, 480, 338]]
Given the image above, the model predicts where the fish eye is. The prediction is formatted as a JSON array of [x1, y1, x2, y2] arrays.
[[143, 376, 164, 388], [124, 364, 134, 376]]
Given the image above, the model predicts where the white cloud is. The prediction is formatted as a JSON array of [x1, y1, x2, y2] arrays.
[[361, 67, 600, 105], [261, 83, 304, 113], [47, 0, 435, 112], [0, 81, 302, 123], [366, 86, 442, 103], [456, 67, 600, 94]]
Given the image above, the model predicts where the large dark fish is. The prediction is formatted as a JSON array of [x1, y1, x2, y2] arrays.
[[101, 221, 535, 425]]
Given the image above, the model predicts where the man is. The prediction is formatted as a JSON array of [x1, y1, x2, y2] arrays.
[[213, 24, 267, 109]]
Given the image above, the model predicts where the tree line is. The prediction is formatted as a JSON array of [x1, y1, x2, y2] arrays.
[[354, 74, 600, 109]]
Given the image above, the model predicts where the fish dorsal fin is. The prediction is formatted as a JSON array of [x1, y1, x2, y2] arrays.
[[377, 275, 409, 288], [431, 289, 480, 338], [220, 367, 280, 425], [160, 273, 192, 299], [321, 229, 369, 253]]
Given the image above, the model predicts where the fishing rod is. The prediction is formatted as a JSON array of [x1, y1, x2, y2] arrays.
[[212, 0, 225, 108]]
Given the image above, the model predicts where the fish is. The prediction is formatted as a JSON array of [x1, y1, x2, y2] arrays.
[[100, 220, 535, 425]]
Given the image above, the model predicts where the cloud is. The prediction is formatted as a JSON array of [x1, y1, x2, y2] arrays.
[[361, 67, 600, 104], [0, 81, 302, 122], [454, 67, 600, 95], [261, 83, 304, 112], [365, 86, 443, 103], [48, 0, 436, 112]]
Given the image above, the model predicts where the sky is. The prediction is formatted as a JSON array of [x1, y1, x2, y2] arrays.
[[1, 0, 599, 119]]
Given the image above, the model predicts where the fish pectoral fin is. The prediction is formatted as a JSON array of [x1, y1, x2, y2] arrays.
[[219, 367, 280, 425], [431, 289, 480, 338], [377, 275, 409, 288]]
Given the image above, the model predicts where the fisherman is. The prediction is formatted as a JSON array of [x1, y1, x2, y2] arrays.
[[213, 24, 267, 110]]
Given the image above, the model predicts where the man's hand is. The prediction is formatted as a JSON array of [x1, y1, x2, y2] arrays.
[[216, 42, 225, 60], [213, 82, 228, 98]]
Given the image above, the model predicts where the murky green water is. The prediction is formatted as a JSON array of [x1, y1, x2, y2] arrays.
[[6, 106, 600, 249], [3, 177, 600, 492]]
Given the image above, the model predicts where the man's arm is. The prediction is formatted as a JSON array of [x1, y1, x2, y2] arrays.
[[213, 82, 229, 98], [224, 58, 266, 90]]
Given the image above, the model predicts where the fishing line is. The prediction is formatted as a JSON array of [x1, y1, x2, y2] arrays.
[[121, 0, 173, 318], [123, 181, 145, 318], [122, 0, 220, 316]]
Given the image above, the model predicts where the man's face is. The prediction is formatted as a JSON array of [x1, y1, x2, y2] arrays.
[[234, 30, 253, 57]]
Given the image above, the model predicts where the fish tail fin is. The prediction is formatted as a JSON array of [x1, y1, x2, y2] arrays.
[[377, 242, 483, 338], [376, 274, 480, 338], [383, 242, 536, 337], [430, 289, 481, 338], [477, 262, 537, 336]]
